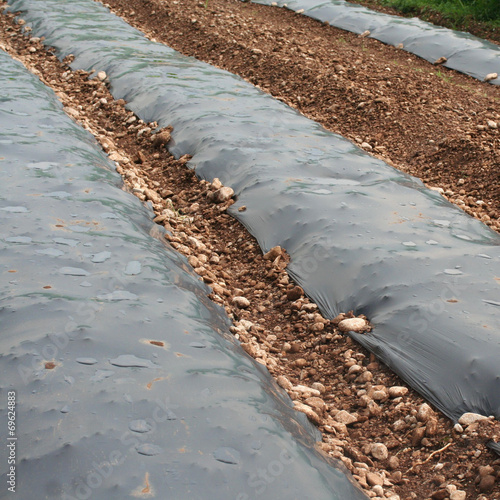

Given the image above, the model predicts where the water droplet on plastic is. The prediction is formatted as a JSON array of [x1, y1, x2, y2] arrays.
[[402, 241, 416, 247], [53, 237, 80, 247], [444, 269, 463, 275], [425, 240, 438, 245], [59, 267, 90, 276], [129, 419, 153, 433], [125, 261, 142, 275], [477, 254, 492, 259], [483, 299, 500, 307], [76, 358, 98, 365], [433, 220, 450, 227], [109, 355, 154, 368], [136, 444, 163, 456], [213, 447, 240, 465], [6, 236, 32, 244], [189, 342, 206, 348], [91, 251, 112, 263]]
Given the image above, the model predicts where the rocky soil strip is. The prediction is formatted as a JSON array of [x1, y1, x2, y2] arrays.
[[100, 0, 500, 234], [1, 4, 500, 500]]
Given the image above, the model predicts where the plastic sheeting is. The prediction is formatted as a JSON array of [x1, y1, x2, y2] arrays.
[[7, 0, 500, 427], [0, 49, 368, 499], [250, 0, 500, 84]]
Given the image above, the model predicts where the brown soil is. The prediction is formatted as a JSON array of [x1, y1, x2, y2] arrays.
[[1, 2, 500, 500]]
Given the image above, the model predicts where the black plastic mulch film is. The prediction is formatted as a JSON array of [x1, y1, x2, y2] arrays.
[[0, 47, 368, 499], [251, 0, 500, 84], [7, 0, 500, 444]]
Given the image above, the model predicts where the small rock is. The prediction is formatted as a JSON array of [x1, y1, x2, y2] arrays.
[[356, 371, 373, 383], [370, 443, 388, 461], [361, 142, 372, 151], [478, 475, 496, 493], [338, 317, 367, 333], [458, 412, 488, 426], [366, 472, 384, 486], [434, 56, 447, 65], [232, 296, 250, 309], [97, 70, 107, 81], [293, 401, 322, 425], [277, 375, 293, 391], [334, 410, 357, 425], [388, 455, 400, 470], [484, 72, 498, 82], [417, 403, 435, 423], [431, 490, 448, 500], [294, 384, 321, 397], [487, 120, 497, 129], [286, 286, 303, 301], [212, 186, 234, 203], [449, 490, 466, 500], [295, 358, 307, 368], [478, 465, 495, 477], [426, 417, 439, 436], [263, 246, 283, 260], [360, 30, 370, 37], [453, 423, 463, 433], [305, 396, 327, 414], [389, 386, 408, 398], [371, 389, 388, 401], [311, 382, 326, 394], [211, 178, 223, 190], [411, 426, 426, 446], [152, 126, 173, 148]]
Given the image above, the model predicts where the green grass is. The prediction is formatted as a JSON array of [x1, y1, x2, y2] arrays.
[[379, 0, 500, 27]]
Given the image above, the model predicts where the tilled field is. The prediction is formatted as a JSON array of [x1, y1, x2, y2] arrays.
[[1, 1, 500, 499]]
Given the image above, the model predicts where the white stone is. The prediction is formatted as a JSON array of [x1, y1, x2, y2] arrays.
[[487, 120, 497, 129], [232, 296, 250, 309], [97, 70, 107, 81], [484, 72, 498, 82], [334, 410, 357, 425], [293, 402, 322, 425], [370, 443, 388, 460], [293, 385, 321, 397], [388, 386, 408, 398], [277, 375, 293, 391], [338, 317, 367, 333], [417, 403, 435, 423], [311, 382, 326, 394], [458, 412, 488, 426], [211, 178, 223, 190], [213, 186, 234, 203], [450, 491, 466, 500]]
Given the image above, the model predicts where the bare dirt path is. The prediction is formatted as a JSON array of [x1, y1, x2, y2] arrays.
[[1, 1, 499, 499]]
